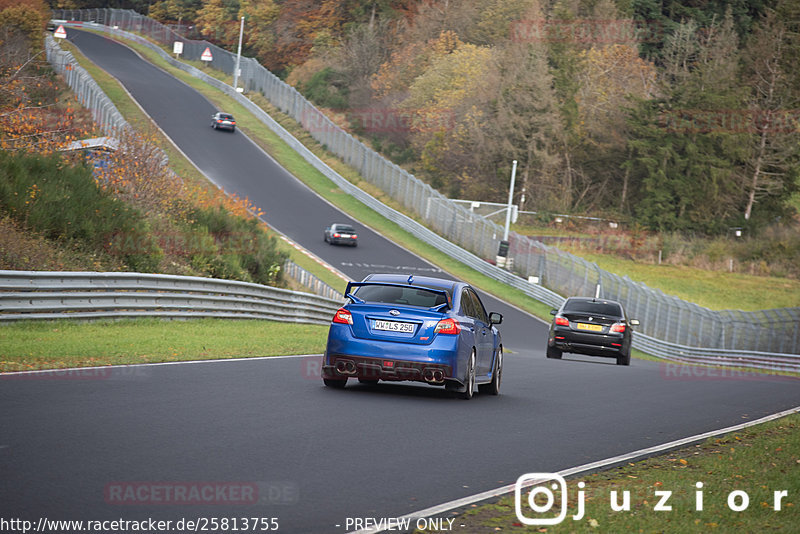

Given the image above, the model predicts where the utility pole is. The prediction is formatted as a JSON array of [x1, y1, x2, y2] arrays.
[[233, 16, 244, 91], [496, 160, 517, 269]]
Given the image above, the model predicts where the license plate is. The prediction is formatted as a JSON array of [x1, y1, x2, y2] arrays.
[[577, 323, 603, 332], [374, 320, 414, 333], [340, 234, 351, 238]]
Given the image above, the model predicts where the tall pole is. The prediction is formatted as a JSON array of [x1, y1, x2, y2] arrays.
[[503, 160, 517, 242], [233, 16, 244, 90]]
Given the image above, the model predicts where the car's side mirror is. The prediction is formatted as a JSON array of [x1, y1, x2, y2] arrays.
[[630, 319, 640, 326], [490, 312, 503, 325], [550, 309, 558, 316]]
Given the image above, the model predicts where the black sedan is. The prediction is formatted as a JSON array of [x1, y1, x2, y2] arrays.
[[211, 112, 236, 131], [547, 297, 639, 365], [324, 223, 358, 246]]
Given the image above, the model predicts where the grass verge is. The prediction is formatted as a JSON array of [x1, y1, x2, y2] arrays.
[[0, 318, 327, 372], [422, 413, 800, 533]]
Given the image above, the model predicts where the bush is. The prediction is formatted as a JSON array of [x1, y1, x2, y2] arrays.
[[187, 206, 287, 286], [0, 151, 162, 269]]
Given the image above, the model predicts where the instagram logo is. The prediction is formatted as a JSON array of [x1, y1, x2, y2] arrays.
[[514, 473, 573, 525]]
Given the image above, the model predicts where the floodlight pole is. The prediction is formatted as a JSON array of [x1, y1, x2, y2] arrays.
[[233, 16, 244, 90]]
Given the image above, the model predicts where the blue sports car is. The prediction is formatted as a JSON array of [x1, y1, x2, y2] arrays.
[[321, 274, 503, 399]]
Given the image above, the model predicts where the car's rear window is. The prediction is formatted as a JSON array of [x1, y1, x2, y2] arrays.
[[219, 114, 234, 120], [354, 284, 448, 308], [335, 225, 356, 233], [563, 300, 622, 317]]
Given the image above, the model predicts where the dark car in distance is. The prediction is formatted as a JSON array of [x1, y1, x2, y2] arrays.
[[547, 297, 639, 365], [322, 274, 503, 399], [324, 223, 358, 246], [211, 112, 236, 131]]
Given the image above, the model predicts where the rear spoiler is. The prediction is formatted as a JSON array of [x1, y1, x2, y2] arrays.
[[344, 281, 451, 312]]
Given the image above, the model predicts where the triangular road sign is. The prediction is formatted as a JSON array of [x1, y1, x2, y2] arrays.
[[54, 25, 67, 39], [200, 47, 213, 62]]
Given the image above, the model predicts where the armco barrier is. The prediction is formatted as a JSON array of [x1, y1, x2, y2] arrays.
[[0, 271, 341, 325]]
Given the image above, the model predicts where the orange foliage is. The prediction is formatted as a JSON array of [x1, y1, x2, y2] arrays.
[[0, 0, 49, 23], [93, 129, 263, 223]]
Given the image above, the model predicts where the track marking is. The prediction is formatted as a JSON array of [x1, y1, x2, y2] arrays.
[[0, 354, 322, 377]]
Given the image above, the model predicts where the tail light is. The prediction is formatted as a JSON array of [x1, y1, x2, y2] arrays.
[[332, 308, 353, 325], [434, 318, 461, 335], [555, 316, 569, 326], [610, 323, 626, 333], [333, 233, 341, 238]]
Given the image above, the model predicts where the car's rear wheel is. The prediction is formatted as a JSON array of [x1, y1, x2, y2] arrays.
[[460, 350, 476, 400], [479, 346, 502, 395], [616, 349, 631, 366], [323, 378, 347, 388], [546, 345, 562, 359]]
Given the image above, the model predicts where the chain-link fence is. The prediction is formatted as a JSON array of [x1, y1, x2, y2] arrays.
[[45, 33, 129, 136], [51, 10, 800, 355]]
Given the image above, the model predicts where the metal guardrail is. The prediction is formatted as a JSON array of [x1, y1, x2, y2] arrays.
[[283, 260, 342, 301], [45, 15, 800, 365], [0, 271, 342, 325]]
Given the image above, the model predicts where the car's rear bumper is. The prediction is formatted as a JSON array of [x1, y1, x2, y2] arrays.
[[324, 334, 462, 385], [322, 354, 453, 384], [330, 238, 357, 246], [550, 329, 626, 357]]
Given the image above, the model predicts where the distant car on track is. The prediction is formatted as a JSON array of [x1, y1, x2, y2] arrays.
[[211, 112, 236, 131], [322, 274, 503, 399], [324, 223, 358, 246], [547, 297, 639, 365]]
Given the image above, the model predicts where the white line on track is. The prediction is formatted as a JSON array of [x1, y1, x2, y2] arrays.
[[0, 354, 321, 376], [351, 404, 800, 534]]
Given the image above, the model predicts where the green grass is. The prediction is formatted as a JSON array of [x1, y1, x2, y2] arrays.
[[578, 253, 800, 311], [0, 318, 328, 372], [428, 413, 800, 533]]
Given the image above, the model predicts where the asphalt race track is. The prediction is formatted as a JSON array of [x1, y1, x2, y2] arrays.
[[1, 28, 797, 533]]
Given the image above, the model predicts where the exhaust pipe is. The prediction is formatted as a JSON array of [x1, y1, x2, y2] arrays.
[[423, 368, 444, 383], [335, 360, 357, 375]]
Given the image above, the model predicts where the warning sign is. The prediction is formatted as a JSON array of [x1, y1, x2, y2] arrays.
[[200, 47, 213, 62], [54, 25, 67, 39]]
